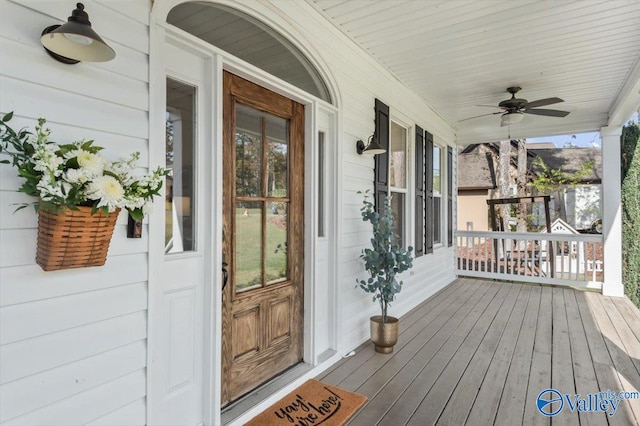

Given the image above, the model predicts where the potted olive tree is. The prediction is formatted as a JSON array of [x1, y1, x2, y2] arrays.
[[357, 191, 413, 353]]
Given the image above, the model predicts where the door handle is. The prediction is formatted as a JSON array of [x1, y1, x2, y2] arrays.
[[222, 262, 229, 291]]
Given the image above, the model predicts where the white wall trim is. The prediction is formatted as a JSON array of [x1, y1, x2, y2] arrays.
[[148, 2, 343, 424]]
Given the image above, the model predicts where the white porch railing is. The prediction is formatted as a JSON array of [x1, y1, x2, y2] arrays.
[[455, 230, 604, 289]]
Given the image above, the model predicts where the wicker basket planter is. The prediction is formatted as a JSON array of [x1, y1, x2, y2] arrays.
[[36, 205, 120, 271]]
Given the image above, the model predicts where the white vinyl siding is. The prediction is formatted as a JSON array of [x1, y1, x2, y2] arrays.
[[0, 1, 151, 424], [295, 7, 458, 348]]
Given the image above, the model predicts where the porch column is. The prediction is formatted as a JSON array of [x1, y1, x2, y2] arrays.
[[600, 126, 624, 297]]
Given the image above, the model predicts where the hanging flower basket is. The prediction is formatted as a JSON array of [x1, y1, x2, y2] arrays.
[[36, 204, 120, 271], [0, 112, 169, 272]]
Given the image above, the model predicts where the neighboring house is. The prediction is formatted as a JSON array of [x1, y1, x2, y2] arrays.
[[458, 142, 603, 232], [457, 148, 496, 231], [0, 2, 635, 426]]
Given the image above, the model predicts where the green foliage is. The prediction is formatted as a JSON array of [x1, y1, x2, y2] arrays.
[[621, 123, 640, 308], [530, 155, 595, 194], [0, 112, 168, 217], [622, 122, 639, 180], [356, 191, 414, 323]]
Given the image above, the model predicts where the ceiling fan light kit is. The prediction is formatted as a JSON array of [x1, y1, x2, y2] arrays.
[[460, 86, 570, 126], [501, 112, 524, 125]]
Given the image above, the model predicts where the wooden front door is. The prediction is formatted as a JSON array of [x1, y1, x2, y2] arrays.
[[222, 72, 304, 406]]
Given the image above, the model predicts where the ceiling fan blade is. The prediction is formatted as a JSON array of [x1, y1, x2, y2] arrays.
[[525, 97, 564, 109], [524, 108, 570, 117], [458, 112, 501, 122], [476, 104, 502, 108]]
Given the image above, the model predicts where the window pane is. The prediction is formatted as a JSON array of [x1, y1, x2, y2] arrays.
[[165, 78, 196, 254], [433, 146, 442, 196], [267, 203, 288, 284], [390, 192, 405, 247], [390, 122, 407, 189], [236, 104, 263, 197], [267, 115, 288, 198], [168, 3, 332, 103], [434, 197, 441, 244], [318, 131, 325, 237], [236, 201, 262, 292]]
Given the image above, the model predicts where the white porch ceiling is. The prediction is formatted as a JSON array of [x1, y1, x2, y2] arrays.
[[308, 0, 640, 144]]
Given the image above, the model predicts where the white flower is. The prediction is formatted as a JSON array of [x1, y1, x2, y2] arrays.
[[106, 152, 140, 185], [64, 168, 83, 184], [33, 143, 63, 176], [76, 151, 104, 177], [142, 201, 153, 215], [86, 175, 124, 212], [37, 176, 70, 201]]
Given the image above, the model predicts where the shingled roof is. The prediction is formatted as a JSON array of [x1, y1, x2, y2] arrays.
[[528, 147, 602, 183], [458, 144, 602, 190], [458, 150, 496, 190]]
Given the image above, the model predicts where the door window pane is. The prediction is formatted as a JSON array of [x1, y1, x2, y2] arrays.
[[236, 104, 263, 197], [267, 115, 288, 198], [236, 201, 262, 292], [267, 203, 288, 284], [165, 78, 196, 254]]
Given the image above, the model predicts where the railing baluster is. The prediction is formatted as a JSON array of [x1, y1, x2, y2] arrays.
[[471, 236, 476, 272], [455, 231, 603, 287], [576, 240, 581, 282]]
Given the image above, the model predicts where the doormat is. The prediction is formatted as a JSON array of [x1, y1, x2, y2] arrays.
[[244, 379, 367, 426]]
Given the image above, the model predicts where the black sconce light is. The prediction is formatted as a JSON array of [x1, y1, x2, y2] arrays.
[[356, 135, 386, 156], [41, 3, 116, 64], [127, 213, 143, 238]]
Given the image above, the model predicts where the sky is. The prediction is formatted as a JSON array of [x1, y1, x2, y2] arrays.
[[527, 132, 602, 148], [527, 112, 639, 148]]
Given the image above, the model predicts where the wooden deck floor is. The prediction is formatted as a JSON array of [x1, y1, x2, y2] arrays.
[[319, 278, 640, 426]]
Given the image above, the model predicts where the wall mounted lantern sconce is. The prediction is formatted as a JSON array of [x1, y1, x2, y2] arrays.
[[356, 135, 386, 156], [40, 3, 116, 64], [127, 213, 143, 239]]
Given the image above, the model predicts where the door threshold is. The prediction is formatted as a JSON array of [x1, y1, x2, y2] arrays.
[[221, 362, 313, 425]]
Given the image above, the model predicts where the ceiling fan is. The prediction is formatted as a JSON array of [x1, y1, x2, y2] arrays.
[[460, 86, 570, 127]]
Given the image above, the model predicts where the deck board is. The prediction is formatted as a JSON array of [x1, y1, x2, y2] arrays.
[[434, 284, 526, 426], [345, 281, 496, 425], [490, 285, 532, 426], [468, 286, 539, 426], [335, 280, 482, 393], [318, 278, 640, 426], [563, 289, 608, 426], [550, 287, 579, 426], [575, 291, 636, 426], [378, 283, 509, 425]]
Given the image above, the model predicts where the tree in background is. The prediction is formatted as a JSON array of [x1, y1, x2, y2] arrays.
[[516, 140, 528, 232], [529, 155, 595, 226], [621, 122, 640, 308], [497, 140, 511, 230]]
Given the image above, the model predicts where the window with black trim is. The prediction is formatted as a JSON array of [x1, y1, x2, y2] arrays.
[[390, 121, 408, 247], [433, 144, 442, 245]]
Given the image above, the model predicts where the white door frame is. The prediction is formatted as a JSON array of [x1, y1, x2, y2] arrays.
[[149, 2, 342, 424]]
